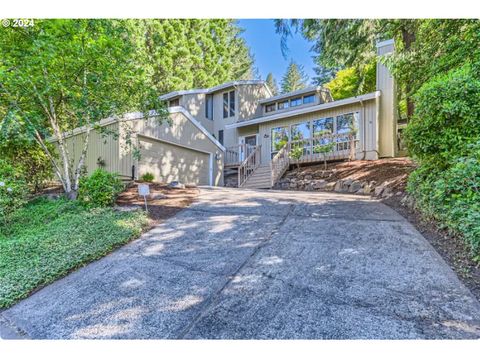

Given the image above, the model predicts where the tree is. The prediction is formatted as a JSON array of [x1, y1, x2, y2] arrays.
[[130, 19, 254, 94], [325, 61, 376, 100], [281, 61, 309, 93], [0, 19, 165, 199], [265, 73, 279, 95]]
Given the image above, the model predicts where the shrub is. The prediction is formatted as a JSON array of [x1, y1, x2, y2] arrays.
[[0, 159, 29, 222], [141, 172, 154, 182], [407, 142, 480, 255], [405, 64, 480, 169], [78, 169, 124, 208]]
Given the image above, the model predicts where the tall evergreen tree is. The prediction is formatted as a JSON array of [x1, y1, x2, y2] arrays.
[[281, 61, 309, 93], [265, 73, 279, 95], [131, 19, 254, 94]]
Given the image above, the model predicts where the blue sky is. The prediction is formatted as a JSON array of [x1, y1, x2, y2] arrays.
[[237, 19, 317, 84]]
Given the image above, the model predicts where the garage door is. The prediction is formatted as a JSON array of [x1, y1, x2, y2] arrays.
[[138, 136, 210, 185]]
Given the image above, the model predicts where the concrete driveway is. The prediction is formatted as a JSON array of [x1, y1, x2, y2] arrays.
[[2, 187, 480, 339]]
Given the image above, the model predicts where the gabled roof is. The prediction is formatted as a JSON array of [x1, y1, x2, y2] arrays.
[[258, 86, 330, 104], [159, 80, 272, 100], [226, 91, 380, 129]]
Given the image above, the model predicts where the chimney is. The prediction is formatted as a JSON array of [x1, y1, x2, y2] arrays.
[[376, 39, 397, 158]]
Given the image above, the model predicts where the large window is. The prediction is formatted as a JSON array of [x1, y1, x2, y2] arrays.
[[223, 90, 235, 118], [290, 122, 311, 141], [205, 94, 213, 120], [312, 117, 334, 137], [336, 112, 360, 150], [303, 94, 315, 104], [290, 97, 302, 107], [271, 126, 289, 158]]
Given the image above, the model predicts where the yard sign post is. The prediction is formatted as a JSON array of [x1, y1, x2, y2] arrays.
[[138, 184, 150, 212]]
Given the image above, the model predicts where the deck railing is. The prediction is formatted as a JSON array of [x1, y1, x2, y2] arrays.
[[270, 132, 358, 187], [238, 145, 262, 187], [288, 132, 358, 164], [225, 144, 257, 167]]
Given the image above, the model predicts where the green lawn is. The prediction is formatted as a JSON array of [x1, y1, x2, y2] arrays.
[[0, 197, 148, 308]]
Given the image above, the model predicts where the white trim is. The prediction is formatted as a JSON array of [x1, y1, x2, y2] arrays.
[[209, 153, 213, 186], [168, 106, 225, 152], [159, 80, 270, 100], [376, 39, 395, 48], [226, 91, 380, 129]]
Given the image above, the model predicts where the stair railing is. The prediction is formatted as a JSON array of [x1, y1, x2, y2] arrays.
[[238, 145, 262, 187], [270, 143, 290, 187]]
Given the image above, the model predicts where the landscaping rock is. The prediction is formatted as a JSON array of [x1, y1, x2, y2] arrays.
[[349, 180, 362, 193], [334, 181, 343, 192], [374, 185, 385, 197], [114, 205, 142, 212], [168, 181, 185, 189], [313, 180, 327, 189], [325, 182, 336, 191]]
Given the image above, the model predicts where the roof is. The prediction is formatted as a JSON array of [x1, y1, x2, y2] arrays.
[[159, 80, 272, 100], [258, 86, 330, 105], [226, 91, 380, 129]]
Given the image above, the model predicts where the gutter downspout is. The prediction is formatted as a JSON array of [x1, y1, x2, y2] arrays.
[[360, 99, 366, 160]]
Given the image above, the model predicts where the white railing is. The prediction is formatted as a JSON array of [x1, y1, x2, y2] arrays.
[[238, 145, 262, 187], [271, 132, 358, 187], [225, 144, 257, 167]]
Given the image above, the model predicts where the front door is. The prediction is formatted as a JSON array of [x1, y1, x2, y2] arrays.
[[240, 135, 257, 161]]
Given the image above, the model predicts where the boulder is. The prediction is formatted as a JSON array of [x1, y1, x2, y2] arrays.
[[374, 185, 385, 197], [325, 182, 336, 191], [349, 180, 362, 193], [313, 179, 327, 189], [334, 181, 343, 192]]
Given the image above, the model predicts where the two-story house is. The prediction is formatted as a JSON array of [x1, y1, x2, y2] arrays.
[[56, 39, 397, 189]]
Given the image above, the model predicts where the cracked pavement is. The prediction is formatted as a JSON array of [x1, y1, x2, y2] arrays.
[[1, 187, 480, 339]]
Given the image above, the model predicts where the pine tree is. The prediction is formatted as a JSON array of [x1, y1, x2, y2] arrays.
[[131, 19, 254, 94], [281, 61, 309, 93], [265, 73, 279, 95]]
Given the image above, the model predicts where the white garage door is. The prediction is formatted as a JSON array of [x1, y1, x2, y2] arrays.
[[138, 136, 211, 185]]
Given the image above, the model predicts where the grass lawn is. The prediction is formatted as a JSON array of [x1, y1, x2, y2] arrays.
[[0, 197, 149, 308]]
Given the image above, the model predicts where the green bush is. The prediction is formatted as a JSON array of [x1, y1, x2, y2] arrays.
[[0, 159, 29, 222], [141, 172, 154, 182], [405, 64, 480, 169], [78, 169, 124, 208], [407, 142, 480, 255]]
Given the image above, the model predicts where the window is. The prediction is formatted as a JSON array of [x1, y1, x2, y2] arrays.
[[303, 94, 315, 104], [205, 94, 213, 120], [271, 126, 289, 158], [223, 90, 235, 118], [290, 97, 302, 107], [336, 112, 360, 151], [278, 100, 289, 110], [312, 117, 334, 137], [218, 130, 224, 145], [223, 93, 229, 118], [169, 98, 180, 107], [229, 90, 235, 117], [291, 122, 311, 155], [265, 103, 276, 113], [290, 122, 311, 141]]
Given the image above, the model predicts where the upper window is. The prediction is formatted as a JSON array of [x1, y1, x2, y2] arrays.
[[290, 97, 302, 107], [265, 103, 276, 113], [278, 100, 289, 110], [218, 130, 224, 145], [169, 98, 180, 107], [205, 94, 213, 120], [223, 90, 235, 118], [303, 94, 315, 104]]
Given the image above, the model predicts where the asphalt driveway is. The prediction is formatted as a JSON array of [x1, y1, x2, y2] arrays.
[[2, 187, 480, 339]]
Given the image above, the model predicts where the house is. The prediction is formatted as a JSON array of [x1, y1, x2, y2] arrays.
[[57, 39, 397, 189]]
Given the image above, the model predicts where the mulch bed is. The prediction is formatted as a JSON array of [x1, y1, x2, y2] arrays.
[[116, 182, 199, 226]]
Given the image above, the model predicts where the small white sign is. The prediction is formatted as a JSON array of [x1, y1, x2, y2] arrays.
[[138, 184, 150, 196]]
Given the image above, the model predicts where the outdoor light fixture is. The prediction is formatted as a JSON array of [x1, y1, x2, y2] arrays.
[[264, 134, 269, 138], [215, 152, 222, 160]]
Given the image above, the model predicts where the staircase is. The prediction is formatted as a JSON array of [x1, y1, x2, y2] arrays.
[[241, 165, 272, 189]]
